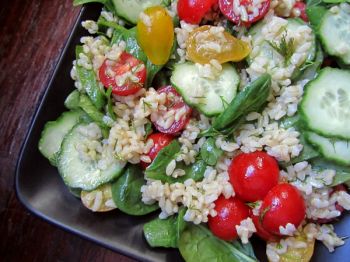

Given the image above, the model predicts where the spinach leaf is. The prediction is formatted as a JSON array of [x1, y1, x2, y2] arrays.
[[178, 225, 257, 262], [200, 137, 223, 166], [306, 6, 328, 31], [107, 22, 163, 87], [111, 165, 159, 215], [73, 0, 115, 11], [145, 140, 181, 183], [279, 114, 301, 129], [79, 94, 109, 128], [143, 208, 187, 248], [64, 90, 81, 110], [212, 74, 271, 131], [76, 46, 106, 110], [231, 240, 257, 260], [311, 158, 350, 186], [105, 87, 116, 120]]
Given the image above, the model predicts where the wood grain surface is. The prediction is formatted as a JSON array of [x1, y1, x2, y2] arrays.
[[0, 1, 134, 261]]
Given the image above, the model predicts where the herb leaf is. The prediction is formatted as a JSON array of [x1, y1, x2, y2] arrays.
[[268, 32, 295, 66]]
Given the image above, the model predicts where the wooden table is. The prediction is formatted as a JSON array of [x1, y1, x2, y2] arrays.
[[0, 1, 134, 261]]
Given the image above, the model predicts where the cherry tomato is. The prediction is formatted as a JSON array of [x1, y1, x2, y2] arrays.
[[228, 151, 279, 202], [186, 25, 250, 64], [219, 0, 270, 26], [315, 184, 347, 224], [292, 2, 308, 22], [177, 0, 218, 24], [140, 133, 174, 168], [279, 232, 315, 262], [208, 196, 250, 240], [260, 183, 306, 236], [251, 214, 279, 242], [152, 86, 192, 134], [99, 52, 146, 96], [137, 6, 174, 65]]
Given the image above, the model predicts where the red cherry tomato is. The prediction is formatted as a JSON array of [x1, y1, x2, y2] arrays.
[[219, 0, 270, 26], [140, 133, 173, 168], [208, 196, 250, 241], [99, 52, 146, 96], [152, 86, 192, 134], [228, 151, 279, 202], [251, 214, 279, 242], [260, 183, 306, 236], [292, 2, 308, 22], [316, 184, 347, 224], [177, 0, 218, 24]]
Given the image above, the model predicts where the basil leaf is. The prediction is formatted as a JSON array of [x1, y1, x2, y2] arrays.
[[178, 225, 257, 262], [200, 137, 223, 166], [111, 165, 158, 215], [76, 46, 106, 110], [108, 23, 163, 87], [143, 208, 187, 248], [212, 74, 271, 131], [311, 158, 350, 186]]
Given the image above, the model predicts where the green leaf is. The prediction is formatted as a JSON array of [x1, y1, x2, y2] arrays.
[[79, 94, 109, 128], [212, 74, 271, 131], [75, 46, 106, 110], [279, 114, 301, 129], [111, 165, 159, 215], [311, 158, 350, 186], [73, 0, 106, 6], [306, 6, 328, 31], [144, 122, 153, 138], [108, 23, 163, 87], [267, 31, 296, 66], [143, 208, 187, 248], [178, 225, 257, 262], [64, 90, 81, 110], [200, 137, 223, 166], [105, 87, 116, 121], [231, 240, 257, 260]]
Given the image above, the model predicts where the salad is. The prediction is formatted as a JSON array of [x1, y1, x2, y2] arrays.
[[38, 0, 350, 261]]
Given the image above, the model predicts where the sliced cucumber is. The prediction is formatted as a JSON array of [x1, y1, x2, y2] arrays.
[[112, 0, 163, 24], [248, 18, 316, 81], [171, 63, 239, 116], [306, 131, 350, 165], [319, 4, 350, 65], [38, 111, 83, 166], [300, 67, 350, 139], [58, 123, 126, 191]]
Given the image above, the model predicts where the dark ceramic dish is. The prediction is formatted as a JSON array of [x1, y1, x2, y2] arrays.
[[15, 3, 350, 262]]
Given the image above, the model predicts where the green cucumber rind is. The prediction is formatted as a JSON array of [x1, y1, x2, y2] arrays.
[[57, 123, 126, 191], [38, 111, 83, 166], [299, 67, 350, 140], [305, 131, 350, 166]]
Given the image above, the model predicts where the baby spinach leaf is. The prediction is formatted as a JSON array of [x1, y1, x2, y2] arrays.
[[179, 225, 257, 262], [143, 208, 187, 248], [79, 94, 109, 128], [231, 240, 257, 260], [105, 87, 116, 121], [212, 74, 271, 131], [108, 23, 163, 87], [179, 160, 207, 183], [145, 140, 181, 183], [64, 90, 81, 110], [111, 165, 158, 216], [306, 6, 328, 31], [311, 158, 350, 186], [76, 46, 106, 110], [200, 137, 223, 166]]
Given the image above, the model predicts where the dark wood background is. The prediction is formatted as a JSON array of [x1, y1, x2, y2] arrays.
[[0, 1, 134, 261]]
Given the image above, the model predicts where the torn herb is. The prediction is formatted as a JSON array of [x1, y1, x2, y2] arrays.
[[268, 32, 295, 66]]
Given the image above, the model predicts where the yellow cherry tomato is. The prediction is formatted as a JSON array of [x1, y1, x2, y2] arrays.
[[137, 6, 174, 65], [268, 233, 315, 262], [186, 25, 250, 64], [81, 183, 116, 212]]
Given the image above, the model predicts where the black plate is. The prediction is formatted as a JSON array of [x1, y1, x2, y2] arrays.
[[15, 4, 350, 262]]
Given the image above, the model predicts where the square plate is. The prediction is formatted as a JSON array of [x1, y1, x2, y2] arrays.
[[15, 4, 350, 262]]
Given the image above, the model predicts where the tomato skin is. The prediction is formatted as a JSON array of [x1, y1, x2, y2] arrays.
[[228, 152, 279, 202], [99, 52, 146, 96], [292, 2, 308, 22], [208, 196, 250, 241], [219, 0, 270, 26], [260, 183, 306, 236], [140, 133, 174, 168], [152, 86, 192, 134], [177, 0, 217, 24], [251, 214, 279, 242]]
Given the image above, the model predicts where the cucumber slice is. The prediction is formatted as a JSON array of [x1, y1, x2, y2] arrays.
[[306, 131, 350, 165], [112, 0, 163, 24], [171, 62, 239, 116], [319, 4, 350, 65], [58, 123, 126, 191], [300, 67, 350, 139], [248, 18, 316, 81], [38, 111, 83, 166]]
